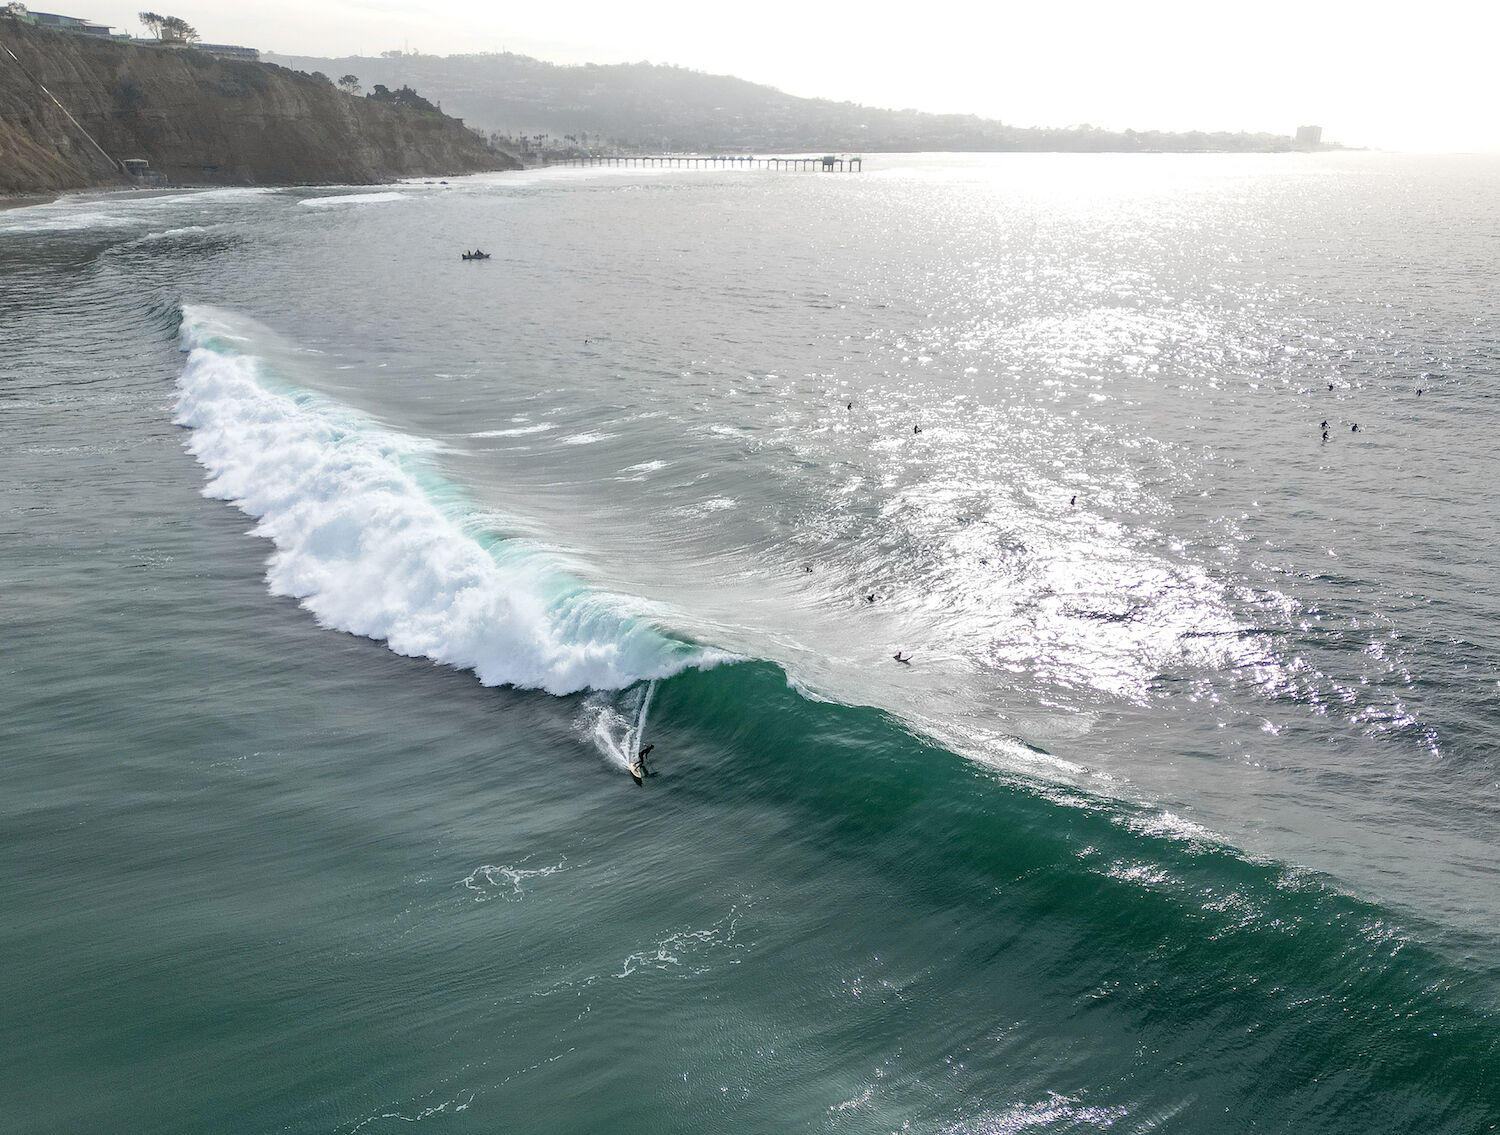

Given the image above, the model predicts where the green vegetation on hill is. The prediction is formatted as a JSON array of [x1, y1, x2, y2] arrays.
[[367, 84, 440, 116]]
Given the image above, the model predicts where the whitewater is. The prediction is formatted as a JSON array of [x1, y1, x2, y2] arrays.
[[174, 305, 711, 697]]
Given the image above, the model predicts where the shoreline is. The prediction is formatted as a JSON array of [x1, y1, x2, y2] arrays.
[[0, 172, 508, 211], [1, 193, 58, 212]]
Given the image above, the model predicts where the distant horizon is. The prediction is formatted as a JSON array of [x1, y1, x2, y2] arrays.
[[71, 1, 1500, 152], [260, 48, 1333, 147]]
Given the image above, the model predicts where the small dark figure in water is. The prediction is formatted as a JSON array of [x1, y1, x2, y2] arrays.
[[637, 744, 654, 775], [1321, 420, 1328, 429], [1417, 388, 1424, 396], [1070, 495, 1076, 506], [893, 651, 911, 664], [803, 565, 813, 573], [1329, 383, 1335, 391], [1351, 423, 1359, 432], [1322, 430, 1329, 442], [914, 424, 922, 434], [847, 401, 853, 410], [865, 593, 877, 604]]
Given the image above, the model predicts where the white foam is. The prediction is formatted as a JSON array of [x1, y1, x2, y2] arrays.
[[299, 191, 407, 208], [182, 187, 276, 203], [559, 430, 616, 446], [129, 224, 224, 246], [174, 305, 712, 695], [459, 859, 566, 901], [581, 679, 658, 773], [0, 208, 137, 233], [469, 423, 555, 438], [0, 187, 275, 233]]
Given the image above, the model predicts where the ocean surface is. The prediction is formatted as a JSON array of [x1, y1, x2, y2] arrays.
[[2, 152, 1497, 1133]]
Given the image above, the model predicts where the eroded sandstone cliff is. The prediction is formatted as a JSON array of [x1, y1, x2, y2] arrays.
[[0, 19, 519, 194]]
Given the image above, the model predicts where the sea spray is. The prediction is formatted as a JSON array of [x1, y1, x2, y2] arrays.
[[583, 679, 658, 772], [172, 305, 718, 696], [630, 679, 657, 757]]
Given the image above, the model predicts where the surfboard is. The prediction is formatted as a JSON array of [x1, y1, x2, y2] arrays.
[[628, 761, 644, 785]]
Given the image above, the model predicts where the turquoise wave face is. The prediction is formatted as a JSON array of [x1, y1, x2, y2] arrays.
[[644, 658, 1500, 1131]]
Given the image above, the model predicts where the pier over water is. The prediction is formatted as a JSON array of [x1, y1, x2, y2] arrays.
[[546, 154, 863, 172]]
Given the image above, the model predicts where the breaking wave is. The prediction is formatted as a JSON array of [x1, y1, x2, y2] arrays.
[[173, 304, 718, 695]]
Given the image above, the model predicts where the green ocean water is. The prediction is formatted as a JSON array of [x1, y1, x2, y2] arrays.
[[2, 155, 1498, 1133]]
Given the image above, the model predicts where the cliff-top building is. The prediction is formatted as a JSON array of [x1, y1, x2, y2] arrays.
[[3, 5, 259, 59], [3, 4, 121, 37]]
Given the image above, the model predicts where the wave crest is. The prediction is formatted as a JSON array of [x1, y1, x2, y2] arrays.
[[173, 305, 714, 695]]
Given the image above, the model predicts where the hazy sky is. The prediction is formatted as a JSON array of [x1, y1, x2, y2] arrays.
[[84, 0, 1500, 151]]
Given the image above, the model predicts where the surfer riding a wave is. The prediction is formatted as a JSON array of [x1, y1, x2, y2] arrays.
[[629, 744, 654, 784]]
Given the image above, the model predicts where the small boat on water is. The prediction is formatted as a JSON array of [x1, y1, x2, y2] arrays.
[[461, 250, 491, 260]]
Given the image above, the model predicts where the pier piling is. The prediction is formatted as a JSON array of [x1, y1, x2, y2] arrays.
[[542, 154, 863, 173]]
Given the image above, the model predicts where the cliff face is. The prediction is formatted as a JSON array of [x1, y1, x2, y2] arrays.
[[0, 20, 519, 194]]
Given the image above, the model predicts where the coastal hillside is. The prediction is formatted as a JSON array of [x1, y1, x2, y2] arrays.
[[0, 19, 518, 195], [267, 50, 1308, 155]]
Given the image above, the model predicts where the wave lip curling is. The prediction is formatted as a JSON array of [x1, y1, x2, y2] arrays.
[[173, 305, 707, 695]]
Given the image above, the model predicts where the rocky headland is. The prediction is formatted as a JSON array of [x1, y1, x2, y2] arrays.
[[0, 19, 519, 195]]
